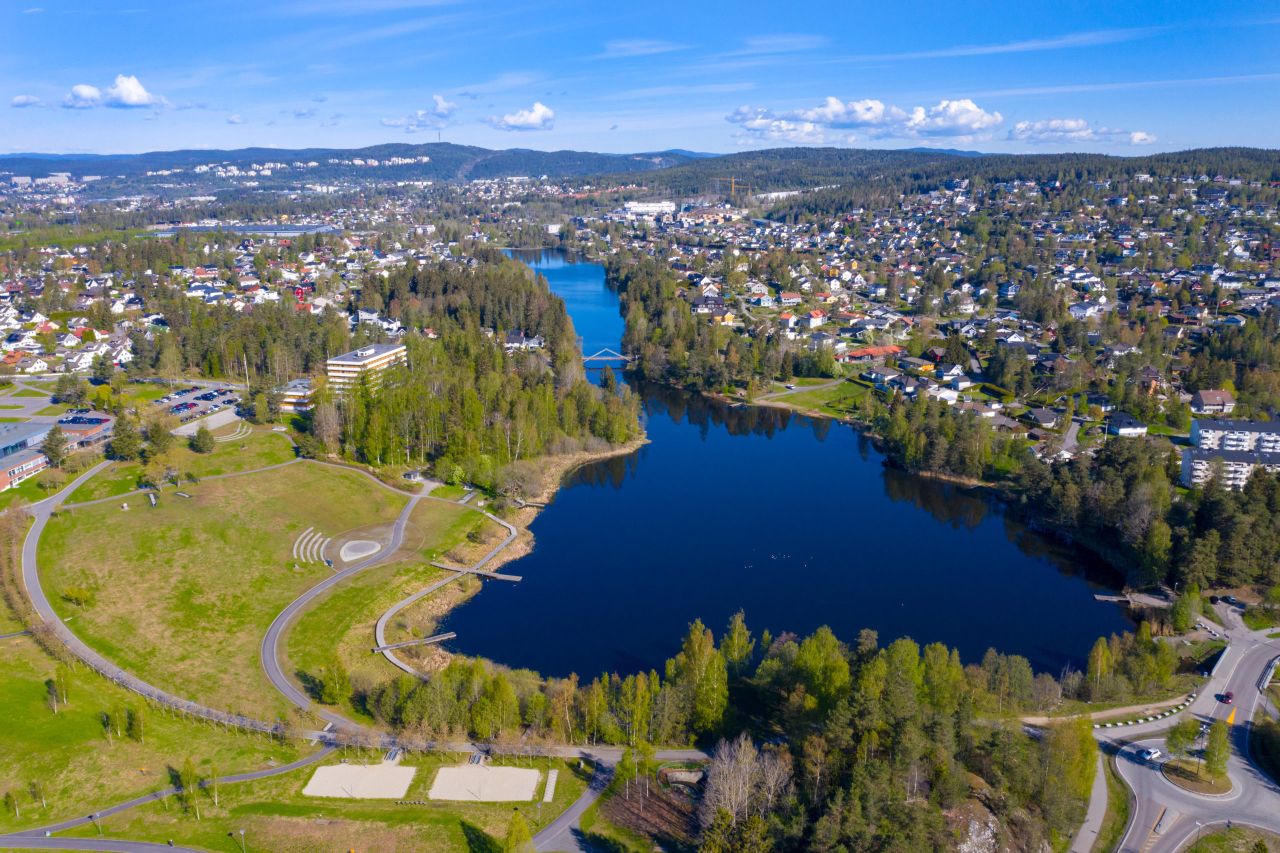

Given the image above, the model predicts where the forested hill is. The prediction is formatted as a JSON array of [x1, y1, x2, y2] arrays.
[[0, 143, 701, 183], [587, 146, 1280, 203]]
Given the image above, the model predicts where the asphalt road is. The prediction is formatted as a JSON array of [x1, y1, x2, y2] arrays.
[[1095, 604, 1280, 853]]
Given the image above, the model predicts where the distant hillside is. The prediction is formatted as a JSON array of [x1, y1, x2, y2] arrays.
[[0, 142, 702, 184], [581, 146, 1280, 215]]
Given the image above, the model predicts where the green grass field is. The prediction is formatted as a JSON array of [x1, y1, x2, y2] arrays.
[[40, 463, 409, 718], [70, 431, 297, 503], [283, 499, 482, 721], [55, 752, 590, 853], [35, 404, 69, 416], [0, 638, 316, 833], [11, 388, 50, 398], [768, 381, 867, 416], [429, 483, 470, 501]]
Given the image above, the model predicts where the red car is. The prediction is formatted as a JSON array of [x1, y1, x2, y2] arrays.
[[1223, 691, 1234, 704]]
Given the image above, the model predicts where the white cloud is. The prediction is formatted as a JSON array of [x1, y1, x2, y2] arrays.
[[431, 94, 457, 117], [11, 95, 43, 108], [486, 101, 554, 131], [103, 74, 163, 107], [381, 116, 408, 127], [292, 107, 317, 118], [727, 106, 852, 145], [22, 6, 42, 11], [734, 34, 827, 54], [782, 97, 905, 127], [594, 39, 687, 59], [902, 99, 1002, 136], [62, 75, 164, 109], [62, 84, 102, 109], [1008, 118, 1157, 146], [227, 114, 245, 124], [729, 95, 1002, 143]]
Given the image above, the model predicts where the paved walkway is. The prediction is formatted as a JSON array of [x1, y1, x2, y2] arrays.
[[2, 747, 335, 841], [1069, 751, 1108, 853]]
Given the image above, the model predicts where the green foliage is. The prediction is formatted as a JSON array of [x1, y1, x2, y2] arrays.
[[503, 810, 534, 853], [190, 424, 215, 454], [1205, 719, 1230, 779], [40, 425, 68, 468], [107, 417, 141, 461], [319, 652, 351, 706]]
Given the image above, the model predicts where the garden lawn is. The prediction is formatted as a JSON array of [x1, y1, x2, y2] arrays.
[[282, 499, 481, 721], [57, 752, 589, 853], [69, 431, 297, 503], [40, 463, 409, 718], [0, 639, 317, 833], [11, 388, 51, 398]]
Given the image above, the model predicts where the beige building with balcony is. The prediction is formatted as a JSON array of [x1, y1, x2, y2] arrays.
[[325, 344, 406, 392]]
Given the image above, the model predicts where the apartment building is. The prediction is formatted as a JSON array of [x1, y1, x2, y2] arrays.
[[325, 343, 406, 391], [1190, 418, 1280, 453], [1181, 446, 1280, 491]]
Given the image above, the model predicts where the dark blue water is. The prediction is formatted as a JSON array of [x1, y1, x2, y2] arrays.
[[442, 249, 1131, 678]]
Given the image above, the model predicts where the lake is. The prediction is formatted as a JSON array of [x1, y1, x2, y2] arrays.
[[440, 249, 1131, 678]]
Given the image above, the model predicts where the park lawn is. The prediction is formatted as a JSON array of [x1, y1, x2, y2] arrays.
[[58, 752, 590, 853], [1184, 826, 1280, 853], [430, 483, 470, 501], [0, 471, 68, 512], [70, 431, 297, 503], [0, 404, 25, 409], [36, 404, 70, 416], [769, 382, 865, 413], [40, 463, 409, 719], [11, 388, 50, 398], [0, 638, 317, 833], [282, 500, 482, 721]]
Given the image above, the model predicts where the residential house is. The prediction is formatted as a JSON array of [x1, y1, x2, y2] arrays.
[[1190, 389, 1236, 414]]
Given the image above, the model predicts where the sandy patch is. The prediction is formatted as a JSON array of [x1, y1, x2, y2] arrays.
[[340, 539, 381, 562], [428, 765, 540, 802], [302, 763, 417, 799]]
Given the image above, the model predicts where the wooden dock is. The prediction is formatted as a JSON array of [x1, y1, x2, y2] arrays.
[[430, 562, 521, 581], [371, 632, 456, 653]]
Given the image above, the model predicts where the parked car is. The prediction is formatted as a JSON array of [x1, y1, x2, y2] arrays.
[[1209, 596, 1220, 604], [1223, 595, 1238, 605], [1140, 748, 1162, 761], [1223, 691, 1234, 704]]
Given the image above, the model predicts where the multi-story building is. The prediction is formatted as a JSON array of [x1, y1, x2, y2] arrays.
[[325, 344, 406, 392], [0, 422, 52, 491], [278, 378, 316, 413], [1190, 419, 1280, 453], [1181, 447, 1280, 491]]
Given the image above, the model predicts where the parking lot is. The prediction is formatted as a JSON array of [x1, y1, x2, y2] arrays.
[[159, 387, 240, 424]]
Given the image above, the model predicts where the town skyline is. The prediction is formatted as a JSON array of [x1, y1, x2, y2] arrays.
[[4, 0, 1279, 156]]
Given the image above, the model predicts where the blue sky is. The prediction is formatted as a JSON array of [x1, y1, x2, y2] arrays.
[[3, 1, 1279, 156]]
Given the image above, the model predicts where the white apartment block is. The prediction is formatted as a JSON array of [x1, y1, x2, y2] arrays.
[[1181, 447, 1280, 491], [1190, 418, 1280, 453], [325, 344, 406, 391]]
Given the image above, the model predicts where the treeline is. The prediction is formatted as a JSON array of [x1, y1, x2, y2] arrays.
[[867, 384, 1280, 591], [341, 614, 1145, 853], [298, 332, 642, 491], [607, 253, 838, 391]]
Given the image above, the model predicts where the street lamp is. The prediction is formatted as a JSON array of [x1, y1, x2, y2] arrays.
[[239, 828, 247, 853], [93, 813, 103, 836], [1195, 821, 1203, 845]]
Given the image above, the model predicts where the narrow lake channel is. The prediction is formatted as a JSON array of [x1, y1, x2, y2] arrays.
[[439, 249, 1132, 678]]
